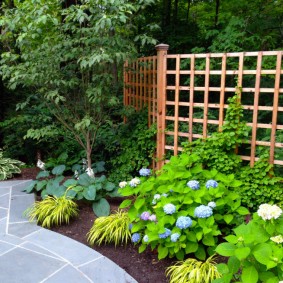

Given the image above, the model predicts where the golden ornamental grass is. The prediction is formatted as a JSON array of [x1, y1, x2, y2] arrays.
[[87, 210, 131, 247], [166, 255, 221, 283], [24, 195, 79, 228]]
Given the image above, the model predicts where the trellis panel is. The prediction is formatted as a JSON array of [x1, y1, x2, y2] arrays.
[[124, 49, 283, 169]]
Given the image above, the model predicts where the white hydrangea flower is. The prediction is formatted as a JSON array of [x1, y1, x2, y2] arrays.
[[270, 235, 283, 244], [86, 167, 95, 178], [119, 181, 128, 188], [37, 159, 45, 170], [257, 204, 282, 221], [129, 177, 141, 187]]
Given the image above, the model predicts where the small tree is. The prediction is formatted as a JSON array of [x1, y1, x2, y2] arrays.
[[0, 0, 156, 169]]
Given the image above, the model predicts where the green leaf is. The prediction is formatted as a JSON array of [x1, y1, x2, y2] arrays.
[[223, 214, 233, 224], [36, 171, 50, 179], [83, 185, 97, 200], [234, 247, 251, 261], [157, 245, 168, 260], [194, 245, 206, 260], [92, 198, 110, 217], [241, 266, 258, 283], [215, 243, 236, 256], [216, 263, 229, 274], [185, 242, 198, 253], [63, 179, 77, 187], [134, 198, 145, 210], [104, 182, 115, 191], [253, 243, 273, 266], [236, 206, 249, 215], [52, 165, 66, 175], [24, 180, 37, 193], [119, 199, 132, 209], [227, 256, 240, 274]]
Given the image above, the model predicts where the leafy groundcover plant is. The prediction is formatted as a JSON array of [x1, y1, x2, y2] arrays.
[[214, 203, 283, 283], [118, 153, 249, 261], [0, 150, 24, 180]]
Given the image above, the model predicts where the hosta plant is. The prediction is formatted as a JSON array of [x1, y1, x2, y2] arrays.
[[0, 150, 24, 180], [87, 210, 131, 247], [24, 165, 118, 217], [24, 194, 79, 228], [214, 203, 283, 283], [166, 255, 221, 283], [119, 154, 249, 260]]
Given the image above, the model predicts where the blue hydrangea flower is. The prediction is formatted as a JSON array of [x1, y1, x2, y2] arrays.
[[171, 233, 180, 242], [152, 194, 161, 204], [158, 228, 171, 239], [187, 180, 200, 190], [129, 177, 141, 187], [208, 201, 216, 208], [140, 211, 151, 221], [128, 223, 133, 230], [131, 233, 140, 243], [139, 168, 151, 177], [162, 193, 168, 197], [206, 180, 218, 189], [143, 235, 149, 243], [163, 204, 176, 215], [176, 216, 192, 229], [194, 205, 213, 218]]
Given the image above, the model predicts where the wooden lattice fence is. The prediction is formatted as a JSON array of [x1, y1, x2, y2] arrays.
[[124, 45, 283, 170]]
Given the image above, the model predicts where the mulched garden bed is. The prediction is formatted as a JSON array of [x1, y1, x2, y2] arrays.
[[11, 167, 173, 283]]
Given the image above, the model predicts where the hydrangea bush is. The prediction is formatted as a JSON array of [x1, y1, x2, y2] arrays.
[[119, 153, 249, 260], [214, 204, 283, 283]]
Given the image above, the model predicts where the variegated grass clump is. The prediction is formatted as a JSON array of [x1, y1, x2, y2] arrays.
[[0, 150, 24, 180], [87, 210, 131, 247], [24, 195, 79, 228], [166, 255, 221, 283]]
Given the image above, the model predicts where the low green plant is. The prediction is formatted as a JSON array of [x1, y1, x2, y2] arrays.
[[236, 155, 283, 209], [119, 153, 249, 260], [24, 164, 119, 217], [182, 92, 250, 174], [105, 109, 157, 182], [166, 255, 221, 283], [25, 194, 79, 228], [0, 150, 24, 180], [214, 203, 283, 283], [87, 210, 131, 247]]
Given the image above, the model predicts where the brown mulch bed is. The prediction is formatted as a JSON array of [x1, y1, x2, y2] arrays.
[[11, 167, 173, 283]]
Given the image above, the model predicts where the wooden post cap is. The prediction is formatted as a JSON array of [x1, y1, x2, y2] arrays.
[[155, 44, 169, 51]]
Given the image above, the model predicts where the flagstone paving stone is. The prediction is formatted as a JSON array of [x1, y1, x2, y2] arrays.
[[0, 180, 138, 283]]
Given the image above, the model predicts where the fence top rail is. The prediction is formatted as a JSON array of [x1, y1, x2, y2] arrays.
[[166, 51, 283, 59]]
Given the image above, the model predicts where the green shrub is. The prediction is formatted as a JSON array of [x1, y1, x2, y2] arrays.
[[166, 255, 221, 283], [87, 210, 131, 247], [105, 109, 157, 182], [236, 156, 283, 209], [214, 203, 283, 283], [25, 195, 79, 228], [119, 153, 249, 260], [0, 150, 24, 180]]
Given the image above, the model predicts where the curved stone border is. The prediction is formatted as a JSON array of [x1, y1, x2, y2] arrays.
[[0, 180, 138, 283]]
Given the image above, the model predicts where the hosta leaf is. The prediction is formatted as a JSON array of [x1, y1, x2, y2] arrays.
[[52, 165, 66, 175], [92, 198, 110, 217]]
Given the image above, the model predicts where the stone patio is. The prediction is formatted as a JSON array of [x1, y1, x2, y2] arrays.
[[0, 180, 137, 283]]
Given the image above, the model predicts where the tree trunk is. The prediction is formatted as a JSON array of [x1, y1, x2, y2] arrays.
[[86, 132, 92, 169], [186, 0, 191, 23], [215, 0, 220, 27]]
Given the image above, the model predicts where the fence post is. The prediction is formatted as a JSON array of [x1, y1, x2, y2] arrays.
[[155, 44, 169, 170]]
